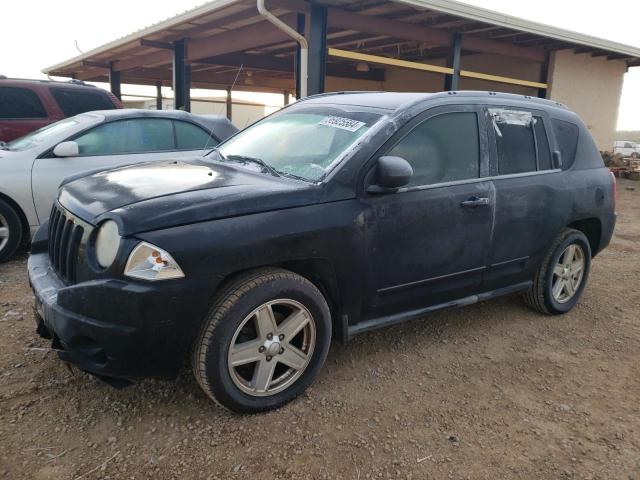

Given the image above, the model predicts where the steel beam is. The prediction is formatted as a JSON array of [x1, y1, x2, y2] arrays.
[[155, 81, 162, 110], [444, 32, 462, 91], [269, 1, 547, 62], [173, 39, 188, 111], [308, 2, 328, 96], [537, 51, 550, 98], [109, 63, 121, 100]]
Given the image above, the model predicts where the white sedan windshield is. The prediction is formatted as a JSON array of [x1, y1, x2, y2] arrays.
[[6, 114, 98, 151], [217, 106, 383, 182]]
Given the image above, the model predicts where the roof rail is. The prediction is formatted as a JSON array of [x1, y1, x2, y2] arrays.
[[431, 90, 567, 109]]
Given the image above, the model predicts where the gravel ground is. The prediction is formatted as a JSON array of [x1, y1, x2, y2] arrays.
[[0, 179, 639, 480]]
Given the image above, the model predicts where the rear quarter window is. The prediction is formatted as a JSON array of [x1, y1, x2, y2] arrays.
[[0, 86, 47, 119], [50, 88, 115, 116], [551, 119, 579, 169]]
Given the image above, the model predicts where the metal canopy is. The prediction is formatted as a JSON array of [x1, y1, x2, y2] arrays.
[[42, 0, 640, 95]]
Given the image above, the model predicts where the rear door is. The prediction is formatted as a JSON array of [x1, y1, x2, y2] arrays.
[[482, 107, 568, 291], [362, 105, 495, 319], [31, 118, 195, 221], [0, 86, 51, 141]]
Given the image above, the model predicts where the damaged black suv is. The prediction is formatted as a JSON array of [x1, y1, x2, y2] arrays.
[[29, 91, 616, 412]]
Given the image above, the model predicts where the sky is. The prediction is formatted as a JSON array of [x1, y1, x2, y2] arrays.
[[2, 0, 639, 129]]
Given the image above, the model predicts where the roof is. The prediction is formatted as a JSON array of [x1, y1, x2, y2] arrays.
[[299, 90, 569, 114], [41, 0, 640, 92], [301, 91, 434, 110]]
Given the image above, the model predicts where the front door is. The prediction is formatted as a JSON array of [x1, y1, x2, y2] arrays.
[[363, 106, 494, 319]]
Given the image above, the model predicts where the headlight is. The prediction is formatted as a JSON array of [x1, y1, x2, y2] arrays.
[[95, 220, 120, 268], [124, 242, 185, 281]]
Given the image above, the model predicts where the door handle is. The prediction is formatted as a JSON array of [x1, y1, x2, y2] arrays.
[[460, 196, 490, 207]]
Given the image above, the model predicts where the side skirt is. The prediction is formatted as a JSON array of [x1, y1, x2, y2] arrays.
[[347, 281, 532, 338]]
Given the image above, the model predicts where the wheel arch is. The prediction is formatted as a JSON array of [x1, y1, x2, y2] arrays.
[[567, 218, 601, 257], [0, 191, 31, 247], [211, 259, 346, 343]]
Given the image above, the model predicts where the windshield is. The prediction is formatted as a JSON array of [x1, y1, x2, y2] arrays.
[[6, 115, 95, 151], [215, 106, 383, 182]]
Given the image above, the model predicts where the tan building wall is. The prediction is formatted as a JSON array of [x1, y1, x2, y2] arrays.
[[548, 50, 627, 151], [326, 53, 543, 97]]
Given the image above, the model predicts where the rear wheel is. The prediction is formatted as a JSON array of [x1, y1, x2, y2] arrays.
[[524, 228, 591, 315], [0, 199, 23, 263], [192, 268, 331, 413]]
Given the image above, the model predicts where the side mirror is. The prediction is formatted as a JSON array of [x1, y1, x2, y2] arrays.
[[53, 141, 79, 158], [552, 150, 562, 169], [367, 156, 413, 193]]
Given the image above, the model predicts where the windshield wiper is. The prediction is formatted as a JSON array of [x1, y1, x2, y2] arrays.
[[223, 154, 281, 178]]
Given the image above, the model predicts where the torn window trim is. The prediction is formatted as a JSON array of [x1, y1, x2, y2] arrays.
[[488, 108, 536, 138]]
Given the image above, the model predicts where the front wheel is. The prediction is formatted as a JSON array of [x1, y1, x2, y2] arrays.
[[0, 199, 24, 263], [192, 268, 331, 413], [524, 228, 591, 315]]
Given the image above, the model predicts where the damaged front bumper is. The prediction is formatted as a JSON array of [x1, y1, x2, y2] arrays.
[[28, 251, 201, 382]]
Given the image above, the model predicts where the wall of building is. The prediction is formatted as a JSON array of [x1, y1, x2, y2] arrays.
[[325, 53, 542, 96], [548, 50, 627, 151], [121, 98, 280, 129]]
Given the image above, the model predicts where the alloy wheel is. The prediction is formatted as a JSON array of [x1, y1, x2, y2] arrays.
[[227, 299, 316, 397], [0, 214, 9, 252], [551, 243, 585, 304]]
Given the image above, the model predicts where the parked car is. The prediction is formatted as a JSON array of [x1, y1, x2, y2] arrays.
[[0, 77, 122, 142], [0, 109, 237, 262], [28, 91, 616, 413], [613, 140, 640, 158]]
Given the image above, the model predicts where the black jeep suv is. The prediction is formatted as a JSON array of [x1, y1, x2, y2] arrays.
[[28, 91, 616, 412]]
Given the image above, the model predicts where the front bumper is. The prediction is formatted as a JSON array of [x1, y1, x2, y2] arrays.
[[28, 251, 209, 380]]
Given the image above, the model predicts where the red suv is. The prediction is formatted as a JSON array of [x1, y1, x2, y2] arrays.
[[0, 77, 122, 142]]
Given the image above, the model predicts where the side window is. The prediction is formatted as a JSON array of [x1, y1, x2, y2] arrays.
[[551, 119, 579, 169], [174, 121, 217, 150], [0, 87, 47, 119], [492, 110, 537, 175], [387, 112, 480, 187], [533, 117, 552, 171], [75, 119, 175, 155], [50, 88, 115, 117]]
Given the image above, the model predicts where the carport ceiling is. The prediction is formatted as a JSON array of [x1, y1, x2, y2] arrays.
[[43, 0, 640, 92]]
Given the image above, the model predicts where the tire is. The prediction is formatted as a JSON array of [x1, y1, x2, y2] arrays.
[[0, 199, 23, 263], [524, 228, 591, 315], [192, 268, 331, 413]]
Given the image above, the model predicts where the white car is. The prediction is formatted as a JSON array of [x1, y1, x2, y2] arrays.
[[0, 109, 237, 261], [613, 140, 640, 158]]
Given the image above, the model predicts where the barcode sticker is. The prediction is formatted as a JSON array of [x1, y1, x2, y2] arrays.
[[319, 116, 366, 132]]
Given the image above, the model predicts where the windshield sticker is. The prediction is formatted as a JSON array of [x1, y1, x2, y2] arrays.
[[319, 116, 366, 132]]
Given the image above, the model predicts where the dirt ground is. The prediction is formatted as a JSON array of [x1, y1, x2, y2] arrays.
[[0, 179, 639, 480]]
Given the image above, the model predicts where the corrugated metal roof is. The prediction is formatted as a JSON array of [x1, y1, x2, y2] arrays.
[[397, 0, 640, 57], [43, 0, 640, 76]]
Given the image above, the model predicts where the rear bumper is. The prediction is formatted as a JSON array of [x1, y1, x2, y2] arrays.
[[28, 251, 208, 380]]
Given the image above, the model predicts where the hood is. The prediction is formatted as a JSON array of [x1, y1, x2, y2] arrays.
[[58, 158, 318, 235]]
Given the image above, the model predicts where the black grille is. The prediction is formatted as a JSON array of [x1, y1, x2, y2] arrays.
[[48, 205, 84, 283]]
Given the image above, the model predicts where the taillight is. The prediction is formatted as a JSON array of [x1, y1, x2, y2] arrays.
[[610, 171, 617, 211]]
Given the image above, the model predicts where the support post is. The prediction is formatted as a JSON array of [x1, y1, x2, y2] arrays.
[[155, 82, 162, 110], [226, 87, 232, 121], [284, 91, 290, 105], [538, 51, 551, 99], [184, 64, 192, 112], [307, 2, 327, 96], [295, 13, 305, 100], [108, 63, 121, 100], [444, 32, 462, 91], [173, 38, 188, 110]]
